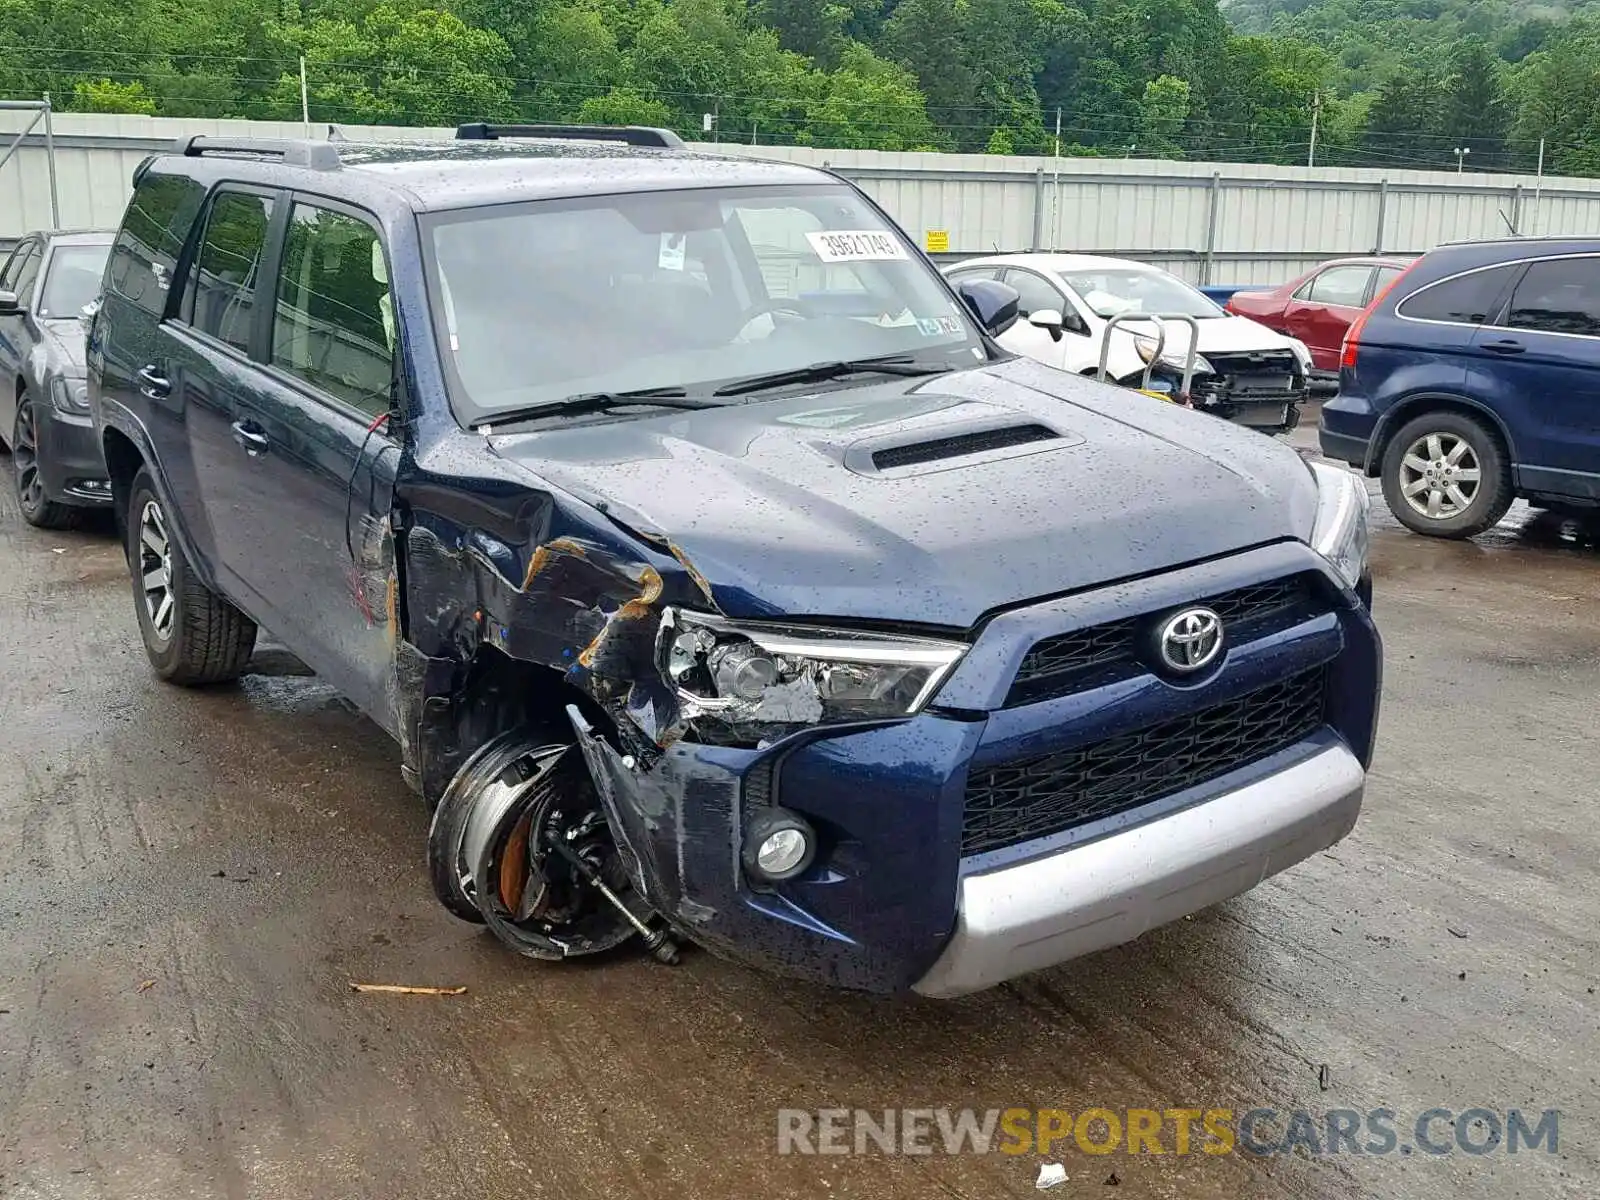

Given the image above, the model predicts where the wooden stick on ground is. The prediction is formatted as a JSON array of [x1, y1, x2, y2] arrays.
[[349, 983, 468, 996]]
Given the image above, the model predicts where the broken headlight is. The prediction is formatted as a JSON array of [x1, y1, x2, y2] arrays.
[[659, 609, 967, 731], [1134, 336, 1212, 376]]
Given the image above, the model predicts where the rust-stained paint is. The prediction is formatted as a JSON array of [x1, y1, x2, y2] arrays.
[[520, 536, 592, 591], [576, 565, 664, 671]]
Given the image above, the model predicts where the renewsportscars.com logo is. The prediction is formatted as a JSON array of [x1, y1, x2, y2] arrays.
[[776, 1107, 1560, 1158]]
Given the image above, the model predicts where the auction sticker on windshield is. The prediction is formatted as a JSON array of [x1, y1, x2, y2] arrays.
[[807, 231, 909, 263]]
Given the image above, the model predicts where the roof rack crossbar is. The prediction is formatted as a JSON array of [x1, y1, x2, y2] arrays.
[[173, 135, 341, 170], [454, 123, 686, 150]]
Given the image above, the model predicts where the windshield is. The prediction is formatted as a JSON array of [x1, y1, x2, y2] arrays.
[[423, 184, 985, 423], [38, 243, 110, 319], [1060, 267, 1222, 320]]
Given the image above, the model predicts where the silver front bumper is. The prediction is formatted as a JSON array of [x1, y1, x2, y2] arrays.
[[913, 741, 1365, 998]]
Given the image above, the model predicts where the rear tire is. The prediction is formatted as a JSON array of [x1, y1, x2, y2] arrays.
[[127, 467, 257, 684], [1380, 411, 1512, 539]]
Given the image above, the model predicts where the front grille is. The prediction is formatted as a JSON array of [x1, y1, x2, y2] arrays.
[[872, 424, 1056, 470], [963, 666, 1327, 855], [1007, 575, 1314, 707]]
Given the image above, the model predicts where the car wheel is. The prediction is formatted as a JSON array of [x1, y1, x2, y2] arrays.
[[1380, 411, 1512, 539], [127, 466, 258, 684], [13, 395, 80, 530]]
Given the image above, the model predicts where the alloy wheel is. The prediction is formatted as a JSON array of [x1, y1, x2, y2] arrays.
[[14, 402, 44, 514], [1398, 432, 1482, 521], [138, 499, 176, 643]]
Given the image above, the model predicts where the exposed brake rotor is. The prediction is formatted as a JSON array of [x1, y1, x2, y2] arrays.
[[426, 735, 676, 964]]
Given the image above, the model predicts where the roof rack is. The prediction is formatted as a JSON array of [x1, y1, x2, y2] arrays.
[[454, 123, 686, 150], [172, 135, 341, 170]]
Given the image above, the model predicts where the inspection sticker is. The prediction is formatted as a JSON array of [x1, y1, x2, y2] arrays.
[[806, 230, 908, 263]]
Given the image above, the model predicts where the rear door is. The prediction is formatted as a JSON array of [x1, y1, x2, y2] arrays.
[[160, 185, 283, 608], [215, 196, 401, 726], [0, 239, 39, 433], [1468, 253, 1600, 499], [1285, 264, 1373, 368]]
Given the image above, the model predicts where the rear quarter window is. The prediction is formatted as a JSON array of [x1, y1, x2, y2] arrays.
[[108, 171, 205, 317], [1397, 264, 1519, 326]]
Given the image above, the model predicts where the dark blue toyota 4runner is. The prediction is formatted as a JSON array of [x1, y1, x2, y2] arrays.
[[88, 125, 1381, 996]]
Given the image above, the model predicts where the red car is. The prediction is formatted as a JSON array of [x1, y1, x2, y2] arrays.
[[1227, 256, 1413, 373]]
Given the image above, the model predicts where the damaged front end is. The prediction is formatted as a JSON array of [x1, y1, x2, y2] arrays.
[[410, 491, 972, 982]]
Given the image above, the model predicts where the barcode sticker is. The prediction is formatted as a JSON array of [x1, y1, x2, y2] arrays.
[[805, 230, 909, 263]]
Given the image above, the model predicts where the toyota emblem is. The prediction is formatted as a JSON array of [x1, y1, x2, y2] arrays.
[[1157, 607, 1224, 673]]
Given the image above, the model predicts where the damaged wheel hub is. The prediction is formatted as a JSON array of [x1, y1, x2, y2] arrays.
[[427, 736, 669, 962]]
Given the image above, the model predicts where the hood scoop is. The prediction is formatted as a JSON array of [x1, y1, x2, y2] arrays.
[[847, 417, 1079, 479], [871, 423, 1058, 470]]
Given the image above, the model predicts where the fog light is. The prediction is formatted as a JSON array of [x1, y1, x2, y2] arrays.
[[742, 808, 816, 883]]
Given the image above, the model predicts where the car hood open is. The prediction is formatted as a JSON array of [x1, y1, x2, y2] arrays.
[[486, 357, 1321, 628]]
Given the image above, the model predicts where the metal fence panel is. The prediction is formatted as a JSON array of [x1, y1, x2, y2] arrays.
[[6, 112, 1600, 286]]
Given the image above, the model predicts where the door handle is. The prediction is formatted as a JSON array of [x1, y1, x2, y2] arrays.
[[137, 365, 171, 398], [231, 420, 270, 457], [1481, 339, 1525, 355]]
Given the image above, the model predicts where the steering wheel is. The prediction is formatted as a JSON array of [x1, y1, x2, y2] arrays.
[[739, 296, 808, 323], [733, 296, 808, 343]]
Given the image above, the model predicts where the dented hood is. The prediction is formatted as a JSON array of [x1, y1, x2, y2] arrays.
[[486, 357, 1321, 628]]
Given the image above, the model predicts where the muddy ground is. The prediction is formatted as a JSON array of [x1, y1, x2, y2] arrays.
[[0, 428, 1596, 1200]]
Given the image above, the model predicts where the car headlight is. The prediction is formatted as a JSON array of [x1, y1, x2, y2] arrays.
[[50, 376, 90, 415], [1134, 336, 1212, 375], [1309, 462, 1370, 590], [658, 609, 967, 734]]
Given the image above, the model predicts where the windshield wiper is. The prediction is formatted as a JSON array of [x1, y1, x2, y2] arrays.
[[712, 354, 952, 397], [476, 387, 726, 429]]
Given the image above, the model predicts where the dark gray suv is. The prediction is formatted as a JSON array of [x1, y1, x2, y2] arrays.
[[0, 229, 115, 527]]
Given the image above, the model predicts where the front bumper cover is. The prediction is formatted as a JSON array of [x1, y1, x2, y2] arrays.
[[912, 735, 1364, 997]]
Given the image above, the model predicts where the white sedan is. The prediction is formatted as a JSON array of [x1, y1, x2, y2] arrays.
[[944, 253, 1315, 434]]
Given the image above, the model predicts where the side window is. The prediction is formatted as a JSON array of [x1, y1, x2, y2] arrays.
[[10, 245, 42, 302], [948, 267, 1000, 286], [1306, 266, 1374, 307], [1001, 269, 1066, 317], [0, 241, 32, 291], [1373, 266, 1406, 296], [270, 203, 393, 417], [108, 172, 205, 317], [189, 191, 276, 354], [1398, 264, 1519, 326], [1503, 257, 1600, 338]]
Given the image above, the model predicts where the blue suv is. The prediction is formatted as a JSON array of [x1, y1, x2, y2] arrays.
[[88, 126, 1381, 996], [1322, 236, 1600, 538]]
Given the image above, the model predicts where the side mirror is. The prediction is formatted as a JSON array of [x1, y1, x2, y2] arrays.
[[0, 290, 21, 316], [1028, 308, 1065, 342], [955, 279, 1019, 337], [80, 297, 101, 335]]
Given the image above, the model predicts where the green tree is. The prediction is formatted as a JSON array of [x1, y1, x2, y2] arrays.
[[985, 126, 1015, 153], [1442, 39, 1510, 169], [265, 5, 514, 126], [1137, 73, 1190, 157], [70, 79, 157, 114], [576, 87, 676, 127]]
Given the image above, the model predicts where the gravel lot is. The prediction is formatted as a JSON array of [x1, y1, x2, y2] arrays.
[[1, 423, 1595, 1200]]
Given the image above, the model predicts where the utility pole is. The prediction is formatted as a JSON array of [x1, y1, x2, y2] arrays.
[[1308, 90, 1321, 168], [1051, 107, 1062, 252], [1533, 137, 1545, 234], [299, 57, 310, 135]]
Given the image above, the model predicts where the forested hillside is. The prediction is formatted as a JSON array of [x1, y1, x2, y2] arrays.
[[1, 0, 1598, 174]]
